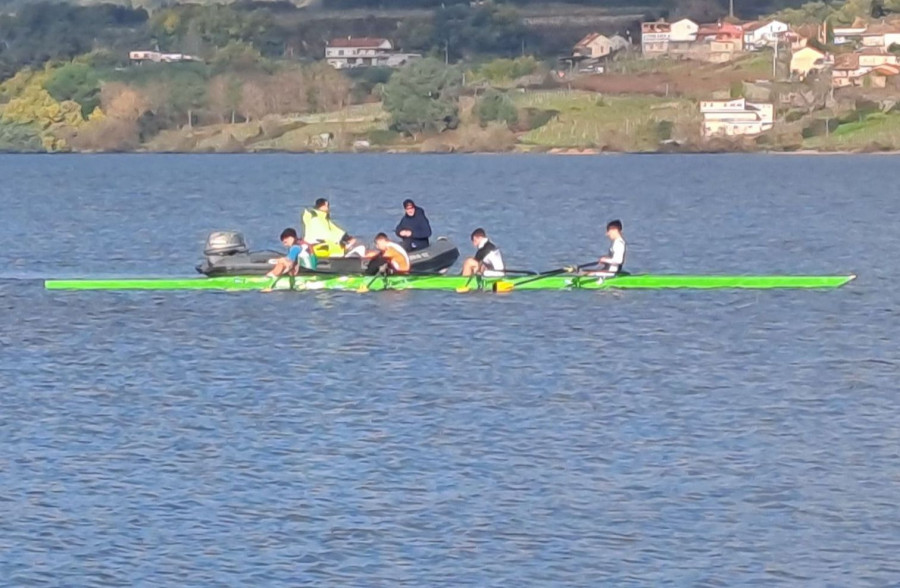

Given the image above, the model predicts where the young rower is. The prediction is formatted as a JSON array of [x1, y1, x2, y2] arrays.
[[366, 233, 411, 275], [590, 219, 626, 276], [462, 228, 505, 277], [263, 228, 317, 291]]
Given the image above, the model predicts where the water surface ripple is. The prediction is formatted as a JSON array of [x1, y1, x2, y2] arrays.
[[0, 154, 898, 586]]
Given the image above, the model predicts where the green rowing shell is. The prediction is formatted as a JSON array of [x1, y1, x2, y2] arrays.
[[44, 274, 857, 291]]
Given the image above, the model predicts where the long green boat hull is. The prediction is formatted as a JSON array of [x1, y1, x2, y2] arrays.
[[44, 274, 856, 291]]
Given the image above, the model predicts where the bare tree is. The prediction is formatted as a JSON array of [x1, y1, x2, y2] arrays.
[[100, 83, 150, 121], [239, 79, 268, 122]]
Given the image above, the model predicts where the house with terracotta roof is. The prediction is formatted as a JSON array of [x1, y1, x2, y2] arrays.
[[325, 37, 419, 69], [696, 22, 744, 51], [858, 47, 900, 67], [832, 48, 900, 87], [863, 64, 900, 87], [861, 22, 900, 49], [574, 33, 616, 58], [832, 53, 866, 87]]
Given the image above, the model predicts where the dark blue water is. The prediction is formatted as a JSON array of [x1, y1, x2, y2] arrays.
[[1, 154, 898, 586]]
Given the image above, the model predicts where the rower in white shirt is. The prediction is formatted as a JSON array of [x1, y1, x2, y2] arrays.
[[589, 219, 626, 277]]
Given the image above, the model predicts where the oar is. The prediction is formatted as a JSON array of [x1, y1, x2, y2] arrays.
[[498, 269, 538, 276], [261, 273, 283, 293], [357, 268, 386, 293], [492, 261, 599, 293], [455, 274, 477, 293]]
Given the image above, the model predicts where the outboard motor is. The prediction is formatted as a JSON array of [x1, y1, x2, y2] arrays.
[[204, 231, 248, 257], [196, 231, 282, 276]]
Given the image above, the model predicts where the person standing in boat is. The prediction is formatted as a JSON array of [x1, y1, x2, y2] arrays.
[[589, 219, 626, 277], [302, 198, 364, 257], [394, 199, 432, 251], [462, 228, 505, 277], [366, 233, 411, 275], [265, 228, 317, 280]]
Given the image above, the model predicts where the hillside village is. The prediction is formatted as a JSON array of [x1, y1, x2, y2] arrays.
[[2, 1, 900, 153]]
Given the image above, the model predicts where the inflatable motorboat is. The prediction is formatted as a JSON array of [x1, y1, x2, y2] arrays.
[[195, 231, 460, 276]]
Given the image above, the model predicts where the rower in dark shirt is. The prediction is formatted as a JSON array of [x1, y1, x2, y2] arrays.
[[394, 199, 432, 251]]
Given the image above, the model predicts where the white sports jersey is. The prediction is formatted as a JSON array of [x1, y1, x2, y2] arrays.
[[475, 239, 505, 277], [605, 237, 626, 273]]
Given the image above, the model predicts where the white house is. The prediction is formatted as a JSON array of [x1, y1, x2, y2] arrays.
[[700, 98, 774, 137], [670, 18, 699, 42], [742, 20, 789, 49], [833, 26, 867, 45], [129, 51, 199, 63], [325, 37, 419, 69]]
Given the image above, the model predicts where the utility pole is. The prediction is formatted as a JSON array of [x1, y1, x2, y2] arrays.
[[773, 39, 778, 79], [444, 41, 449, 65], [729, 0, 734, 18]]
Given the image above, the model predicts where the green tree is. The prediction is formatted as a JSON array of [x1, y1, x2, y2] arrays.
[[383, 58, 462, 136], [431, 4, 529, 60], [44, 63, 100, 118], [212, 41, 266, 73], [475, 89, 518, 126]]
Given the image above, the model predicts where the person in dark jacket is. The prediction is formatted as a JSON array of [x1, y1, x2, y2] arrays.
[[395, 199, 432, 251]]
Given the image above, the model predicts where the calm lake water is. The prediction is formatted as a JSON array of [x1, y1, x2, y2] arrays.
[[1, 154, 898, 586]]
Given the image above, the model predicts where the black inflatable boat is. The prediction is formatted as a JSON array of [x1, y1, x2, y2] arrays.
[[196, 231, 460, 276]]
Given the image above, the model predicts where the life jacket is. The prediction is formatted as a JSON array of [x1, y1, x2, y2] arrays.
[[312, 242, 345, 258], [298, 240, 318, 270], [302, 208, 347, 246], [382, 242, 411, 273]]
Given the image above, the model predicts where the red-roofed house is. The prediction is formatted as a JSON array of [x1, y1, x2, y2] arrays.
[[832, 53, 866, 87], [866, 63, 900, 87], [574, 33, 615, 58], [858, 47, 900, 67], [325, 37, 419, 69], [861, 22, 900, 49], [697, 22, 744, 51]]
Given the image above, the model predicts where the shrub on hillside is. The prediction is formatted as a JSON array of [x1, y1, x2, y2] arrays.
[[477, 57, 539, 82], [656, 120, 674, 141], [475, 89, 517, 126], [66, 117, 140, 151], [368, 129, 400, 145], [0, 120, 43, 152], [513, 107, 558, 132], [44, 63, 100, 118], [801, 118, 839, 138], [456, 122, 516, 152]]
